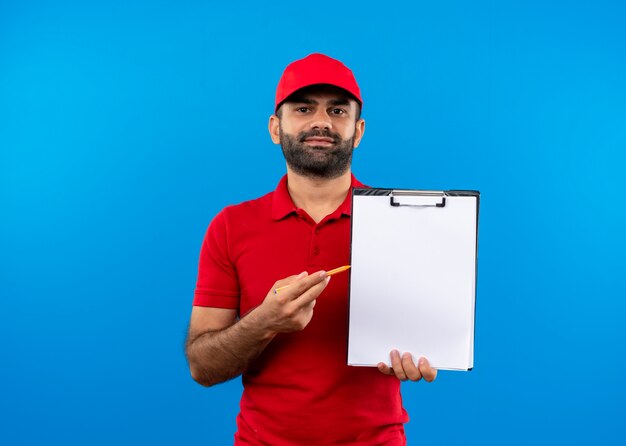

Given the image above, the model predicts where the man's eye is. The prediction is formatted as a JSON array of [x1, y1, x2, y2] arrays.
[[296, 107, 310, 113], [330, 108, 345, 115]]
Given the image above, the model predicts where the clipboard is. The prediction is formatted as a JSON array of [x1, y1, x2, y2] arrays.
[[347, 188, 479, 371]]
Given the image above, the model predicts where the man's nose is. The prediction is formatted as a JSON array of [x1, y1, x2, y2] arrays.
[[309, 109, 332, 130]]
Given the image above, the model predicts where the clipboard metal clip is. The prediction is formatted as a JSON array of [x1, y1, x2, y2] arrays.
[[390, 190, 446, 208]]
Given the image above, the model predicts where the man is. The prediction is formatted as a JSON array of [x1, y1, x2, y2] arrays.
[[186, 53, 437, 445]]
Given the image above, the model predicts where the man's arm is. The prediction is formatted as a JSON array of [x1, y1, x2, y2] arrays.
[[185, 306, 264, 386], [185, 270, 331, 387]]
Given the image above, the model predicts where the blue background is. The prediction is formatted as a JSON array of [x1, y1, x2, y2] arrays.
[[2, 1, 625, 444]]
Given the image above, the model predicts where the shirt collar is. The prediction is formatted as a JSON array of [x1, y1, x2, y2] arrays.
[[271, 173, 367, 221]]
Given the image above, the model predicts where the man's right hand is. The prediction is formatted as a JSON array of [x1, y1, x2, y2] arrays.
[[185, 270, 330, 386], [253, 270, 331, 335]]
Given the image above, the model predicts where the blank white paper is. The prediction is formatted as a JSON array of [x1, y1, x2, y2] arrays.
[[347, 192, 478, 371]]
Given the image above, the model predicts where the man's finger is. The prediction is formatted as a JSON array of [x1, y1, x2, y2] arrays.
[[274, 271, 327, 302], [418, 357, 438, 382], [401, 352, 422, 381], [291, 274, 330, 307], [273, 271, 307, 294], [389, 349, 407, 381], [377, 362, 394, 375]]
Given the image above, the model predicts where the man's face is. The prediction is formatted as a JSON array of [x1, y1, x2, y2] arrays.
[[269, 86, 365, 179]]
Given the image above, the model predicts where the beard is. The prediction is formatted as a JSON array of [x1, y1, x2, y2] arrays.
[[279, 127, 354, 179]]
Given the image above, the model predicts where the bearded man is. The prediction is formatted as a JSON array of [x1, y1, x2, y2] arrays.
[[185, 53, 437, 445]]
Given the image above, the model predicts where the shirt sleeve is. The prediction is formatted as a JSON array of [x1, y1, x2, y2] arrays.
[[193, 209, 240, 309]]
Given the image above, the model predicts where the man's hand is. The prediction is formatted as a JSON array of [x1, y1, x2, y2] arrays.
[[186, 270, 330, 387], [252, 270, 331, 335], [377, 350, 438, 382]]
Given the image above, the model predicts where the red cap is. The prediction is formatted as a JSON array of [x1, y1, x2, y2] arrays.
[[275, 53, 362, 112]]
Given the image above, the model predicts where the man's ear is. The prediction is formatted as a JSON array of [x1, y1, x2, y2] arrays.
[[269, 115, 281, 144], [352, 118, 365, 149]]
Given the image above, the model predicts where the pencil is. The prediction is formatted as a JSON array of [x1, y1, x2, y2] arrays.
[[325, 265, 351, 276], [274, 265, 351, 294]]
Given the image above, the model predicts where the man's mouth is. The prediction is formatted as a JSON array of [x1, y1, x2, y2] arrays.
[[303, 136, 335, 147]]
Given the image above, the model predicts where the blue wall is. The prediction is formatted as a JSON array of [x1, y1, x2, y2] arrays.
[[1, 1, 625, 444]]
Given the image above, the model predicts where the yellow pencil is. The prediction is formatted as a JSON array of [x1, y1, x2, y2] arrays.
[[326, 265, 351, 276], [274, 265, 351, 294]]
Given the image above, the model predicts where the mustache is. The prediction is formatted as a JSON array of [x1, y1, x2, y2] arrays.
[[297, 129, 341, 144]]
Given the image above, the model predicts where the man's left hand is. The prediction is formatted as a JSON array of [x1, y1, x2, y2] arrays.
[[377, 350, 437, 382]]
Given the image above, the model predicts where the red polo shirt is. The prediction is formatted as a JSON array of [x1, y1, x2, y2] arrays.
[[194, 174, 408, 445]]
